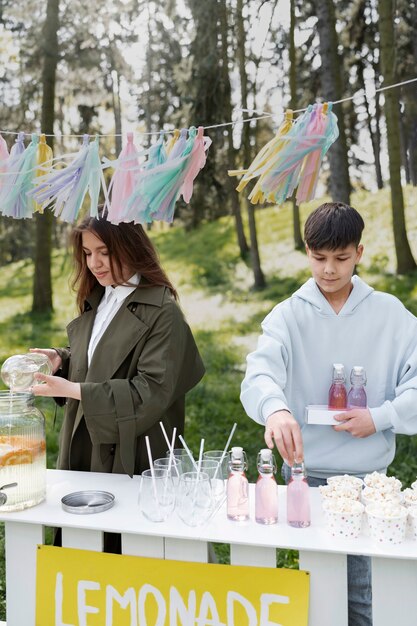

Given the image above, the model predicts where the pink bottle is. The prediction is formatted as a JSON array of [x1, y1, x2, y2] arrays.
[[227, 447, 249, 521], [328, 363, 347, 409], [347, 366, 367, 408], [287, 462, 311, 528], [255, 449, 278, 524]]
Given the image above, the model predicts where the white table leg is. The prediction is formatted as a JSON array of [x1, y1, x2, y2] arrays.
[[230, 544, 276, 568], [5, 521, 44, 626], [61, 527, 103, 551], [165, 538, 208, 562], [122, 533, 164, 558], [372, 557, 417, 626], [299, 550, 348, 626]]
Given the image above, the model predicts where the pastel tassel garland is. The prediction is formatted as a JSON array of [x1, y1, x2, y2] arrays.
[[0, 133, 39, 219], [127, 126, 211, 224]]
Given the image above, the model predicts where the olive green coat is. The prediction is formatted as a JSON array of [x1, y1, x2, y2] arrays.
[[56, 284, 205, 477]]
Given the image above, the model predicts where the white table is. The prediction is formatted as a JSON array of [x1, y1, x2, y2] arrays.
[[1, 470, 417, 625]]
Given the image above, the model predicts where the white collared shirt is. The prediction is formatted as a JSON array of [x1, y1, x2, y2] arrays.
[[87, 274, 140, 365]]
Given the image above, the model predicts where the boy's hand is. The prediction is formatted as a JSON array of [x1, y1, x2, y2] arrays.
[[333, 408, 376, 437], [265, 410, 304, 466]]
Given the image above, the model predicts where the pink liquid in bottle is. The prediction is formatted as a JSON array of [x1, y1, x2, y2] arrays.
[[287, 462, 311, 528], [255, 449, 278, 524], [227, 447, 249, 521], [328, 363, 347, 409], [347, 366, 367, 408]]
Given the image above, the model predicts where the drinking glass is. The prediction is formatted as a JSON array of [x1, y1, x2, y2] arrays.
[[154, 457, 182, 490], [176, 471, 213, 527], [138, 469, 175, 522], [166, 448, 195, 474], [199, 459, 225, 504], [203, 450, 229, 480], [1, 353, 52, 391]]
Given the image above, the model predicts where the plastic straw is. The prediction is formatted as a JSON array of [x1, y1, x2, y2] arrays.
[[167, 427, 177, 476], [196, 438, 205, 481], [191, 438, 205, 522], [145, 436, 161, 517], [178, 434, 198, 471], [159, 421, 171, 452], [213, 422, 237, 479]]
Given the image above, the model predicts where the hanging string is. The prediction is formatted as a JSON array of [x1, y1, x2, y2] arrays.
[[0, 75, 416, 139]]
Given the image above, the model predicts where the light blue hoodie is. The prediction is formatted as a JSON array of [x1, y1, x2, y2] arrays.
[[241, 276, 417, 477]]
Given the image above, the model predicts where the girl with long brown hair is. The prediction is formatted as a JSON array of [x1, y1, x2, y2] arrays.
[[31, 216, 204, 480]]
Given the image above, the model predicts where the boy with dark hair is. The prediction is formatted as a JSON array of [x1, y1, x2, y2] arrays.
[[241, 202, 417, 626]]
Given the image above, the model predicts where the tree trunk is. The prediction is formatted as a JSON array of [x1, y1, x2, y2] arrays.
[[32, 0, 60, 313], [236, 0, 265, 288], [399, 103, 410, 184], [359, 63, 384, 189], [219, 0, 249, 258], [313, 0, 350, 204], [373, 87, 384, 189], [289, 0, 303, 249], [409, 1, 417, 186], [110, 62, 122, 155], [379, 0, 416, 273]]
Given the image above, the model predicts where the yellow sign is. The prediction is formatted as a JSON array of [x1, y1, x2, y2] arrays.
[[36, 545, 309, 626]]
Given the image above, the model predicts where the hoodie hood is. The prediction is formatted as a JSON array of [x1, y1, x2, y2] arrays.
[[292, 275, 374, 316]]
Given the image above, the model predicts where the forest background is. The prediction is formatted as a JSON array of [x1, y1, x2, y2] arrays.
[[0, 0, 417, 617]]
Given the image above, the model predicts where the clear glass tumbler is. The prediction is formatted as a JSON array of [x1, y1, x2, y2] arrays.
[[203, 450, 229, 481], [166, 448, 195, 474], [199, 459, 224, 505], [138, 468, 175, 522], [176, 471, 213, 527]]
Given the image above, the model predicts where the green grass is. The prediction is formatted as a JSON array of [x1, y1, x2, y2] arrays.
[[0, 186, 416, 613]]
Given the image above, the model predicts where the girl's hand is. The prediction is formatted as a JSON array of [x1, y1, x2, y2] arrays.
[[32, 374, 81, 400], [29, 348, 62, 374]]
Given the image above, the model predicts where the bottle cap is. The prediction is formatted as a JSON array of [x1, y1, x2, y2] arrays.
[[350, 366, 366, 385], [260, 448, 272, 462], [332, 363, 346, 382], [231, 447, 244, 461]]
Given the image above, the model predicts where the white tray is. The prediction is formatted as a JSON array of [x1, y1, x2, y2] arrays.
[[305, 404, 347, 425]]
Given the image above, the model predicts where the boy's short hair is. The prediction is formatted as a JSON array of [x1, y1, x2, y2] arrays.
[[304, 202, 365, 250]]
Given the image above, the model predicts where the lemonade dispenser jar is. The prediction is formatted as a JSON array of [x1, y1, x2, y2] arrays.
[[0, 388, 46, 511]]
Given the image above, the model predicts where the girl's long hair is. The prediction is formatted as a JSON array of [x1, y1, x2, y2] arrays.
[[71, 216, 177, 313]]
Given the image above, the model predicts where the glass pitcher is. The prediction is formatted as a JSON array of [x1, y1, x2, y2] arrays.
[[0, 391, 46, 511]]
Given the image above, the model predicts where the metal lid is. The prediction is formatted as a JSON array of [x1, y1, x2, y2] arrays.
[[61, 490, 115, 515]]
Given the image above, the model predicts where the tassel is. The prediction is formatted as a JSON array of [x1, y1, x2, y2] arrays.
[[0, 134, 10, 195], [248, 110, 294, 204], [165, 129, 180, 155], [260, 105, 316, 204], [0, 133, 39, 219], [34, 134, 53, 213], [105, 132, 141, 224], [144, 131, 168, 169], [167, 128, 188, 160], [32, 135, 105, 223], [228, 109, 293, 200], [296, 102, 339, 204], [180, 126, 212, 203]]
